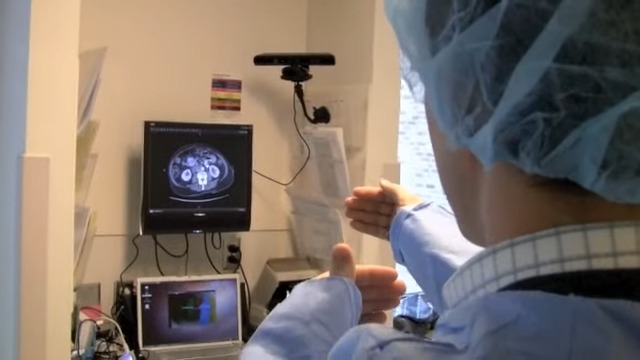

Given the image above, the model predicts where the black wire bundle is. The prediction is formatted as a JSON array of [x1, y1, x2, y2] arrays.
[[204, 231, 222, 274], [239, 263, 252, 311], [73, 319, 97, 359], [253, 89, 311, 186], [152, 234, 189, 276], [118, 234, 141, 287], [227, 236, 252, 312]]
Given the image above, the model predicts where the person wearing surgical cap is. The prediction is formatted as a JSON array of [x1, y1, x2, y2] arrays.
[[241, 1, 640, 359]]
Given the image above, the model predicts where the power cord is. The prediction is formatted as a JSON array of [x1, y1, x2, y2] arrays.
[[152, 235, 189, 276], [253, 88, 311, 186], [184, 233, 190, 275], [72, 318, 97, 360], [227, 242, 251, 310], [203, 231, 222, 274], [239, 264, 251, 311], [78, 307, 135, 360], [118, 234, 141, 290], [211, 231, 223, 250]]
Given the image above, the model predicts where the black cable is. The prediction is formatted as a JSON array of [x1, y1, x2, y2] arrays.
[[233, 249, 242, 273], [203, 232, 222, 274], [94, 333, 125, 360], [152, 234, 190, 276], [153, 237, 165, 276], [227, 236, 250, 310], [118, 234, 141, 288], [73, 319, 98, 359], [211, 232, 223, 250], [253, 88, 311, 186], [113, 234, 142, 319], [111, 233, 141, 349], [184, 233, 190, 276], [239, 264, 252, 311], [153, 234, 189, 258]]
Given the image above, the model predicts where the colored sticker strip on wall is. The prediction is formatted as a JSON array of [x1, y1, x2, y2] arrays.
[[211, 77, 242, 112]]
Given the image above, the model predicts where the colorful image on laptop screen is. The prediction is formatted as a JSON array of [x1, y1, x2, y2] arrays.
[[139, 276, 240, 348]]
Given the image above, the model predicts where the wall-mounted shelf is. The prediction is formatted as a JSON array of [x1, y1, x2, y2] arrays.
[[74, 48, 106, 285]]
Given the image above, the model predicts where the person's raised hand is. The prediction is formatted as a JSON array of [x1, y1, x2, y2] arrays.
[[344, 179, 421, 240], [323, 243, 406, 324]]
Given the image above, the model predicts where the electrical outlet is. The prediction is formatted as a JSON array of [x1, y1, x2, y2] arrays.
[[222, 234, 242, 271], [113, 281, 135, 301]]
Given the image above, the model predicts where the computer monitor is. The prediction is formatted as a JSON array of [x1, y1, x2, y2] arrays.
[[141, 121, 252, 234]]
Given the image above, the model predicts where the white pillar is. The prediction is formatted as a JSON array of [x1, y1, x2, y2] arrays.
[[23, 0, 80, 358]]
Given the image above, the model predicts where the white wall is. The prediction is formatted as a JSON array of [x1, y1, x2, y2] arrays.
[[79, 0, 308, 309], [0, 0, 30, 358], [306, 0, 375, 86], [22, 0, 80, 359]]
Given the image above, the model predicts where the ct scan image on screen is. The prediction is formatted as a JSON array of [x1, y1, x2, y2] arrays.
[[144, 122, 251, 212], [168, 290, 218, 329], [168, 144, 234, 203]]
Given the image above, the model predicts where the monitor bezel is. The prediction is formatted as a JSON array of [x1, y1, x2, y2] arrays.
[[136, 273, 242, 350], [140, 120, 253, 235]]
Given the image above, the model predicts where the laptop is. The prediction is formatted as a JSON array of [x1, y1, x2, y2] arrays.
[[136, 274, 244, 360]]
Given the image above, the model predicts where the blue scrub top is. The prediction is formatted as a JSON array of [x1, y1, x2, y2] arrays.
[[241, 203, 640, 359]]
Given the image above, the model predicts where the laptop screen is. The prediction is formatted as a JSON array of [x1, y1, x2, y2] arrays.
[[137, 275, 241, 349]]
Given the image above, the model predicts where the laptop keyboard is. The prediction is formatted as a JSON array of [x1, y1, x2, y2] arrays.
[[151, 344, 242, 360]]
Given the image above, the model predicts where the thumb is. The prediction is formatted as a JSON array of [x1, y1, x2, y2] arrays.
[[379, 178, 405, 203], [330, 243, 356, 281]]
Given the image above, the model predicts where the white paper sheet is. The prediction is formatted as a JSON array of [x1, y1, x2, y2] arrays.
[[74, 205, 92, 267], [288, 194, 344, 261], [75, 153, 98, 206], [303, 127, 351, 207], [78, 47, 107, 132]]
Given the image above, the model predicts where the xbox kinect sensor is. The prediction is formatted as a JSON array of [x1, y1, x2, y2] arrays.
[[253, 53, 336, 67]]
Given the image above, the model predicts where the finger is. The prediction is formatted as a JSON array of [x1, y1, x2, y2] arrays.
[[362, 298, 402, 314], [349, 220, 388, 240], [345, 209, 391, 229], [351, 186, 392, 202], [360, 311, 387, 324], [379, 179, 406, 203], [330, 243, 356, 280], [353, 265, 398, 286], [359, 283, 407, 302], [345, 197, 396, 216]]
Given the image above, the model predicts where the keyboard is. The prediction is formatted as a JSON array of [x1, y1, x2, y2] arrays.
[[149, 344, 242, 360]]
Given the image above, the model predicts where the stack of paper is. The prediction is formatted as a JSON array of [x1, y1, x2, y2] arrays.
[[287, 127, 351, 260], [78, 47, 106, 133], [288, 127, 351, 205], [74, 47, 107, 283], [287, 192, 344, 261], [74, 206, 92, 267], [75, 121, 100, 204]]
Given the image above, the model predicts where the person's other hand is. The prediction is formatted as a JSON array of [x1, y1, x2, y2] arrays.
[[320, 243, 406, 324], [344, 179, 422, 239]]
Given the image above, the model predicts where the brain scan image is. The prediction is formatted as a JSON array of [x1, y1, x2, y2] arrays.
[[167, 144, 235, 202]]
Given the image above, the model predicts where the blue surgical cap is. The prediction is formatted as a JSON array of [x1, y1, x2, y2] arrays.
[[386, 0, 640, 204]]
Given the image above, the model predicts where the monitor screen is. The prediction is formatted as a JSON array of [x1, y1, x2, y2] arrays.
[[138, 276, 241, 349], [141, 121, 252, 234]]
